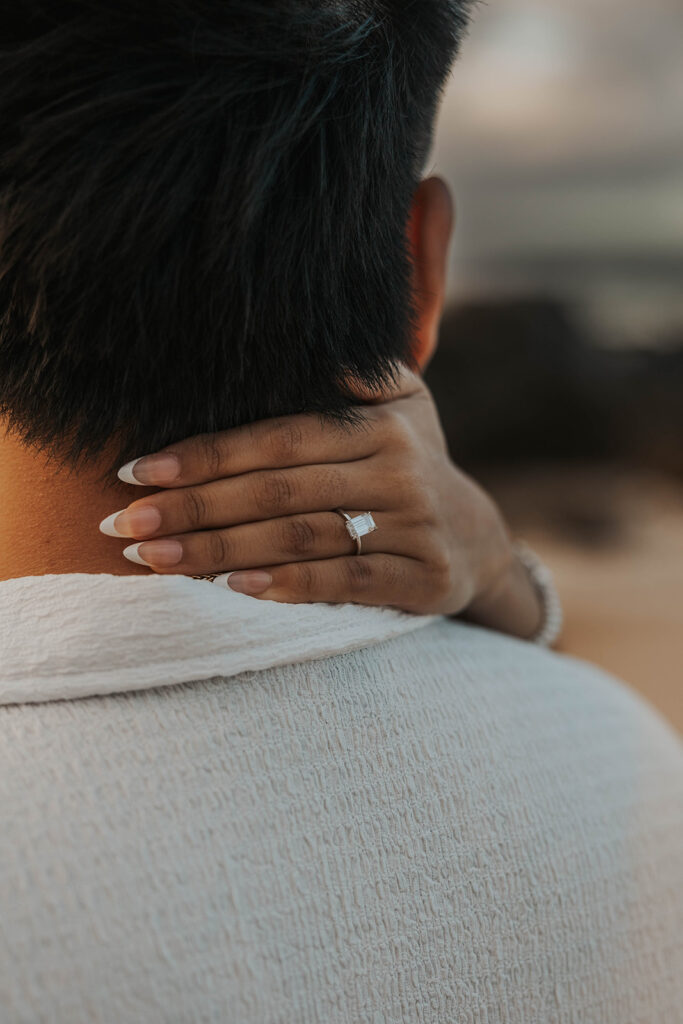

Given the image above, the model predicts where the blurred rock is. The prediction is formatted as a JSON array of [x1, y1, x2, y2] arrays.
[[427, 297, 683, 477]]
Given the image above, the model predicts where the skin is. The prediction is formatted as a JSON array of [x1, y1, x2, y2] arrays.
[[0, 178, 543, 639]]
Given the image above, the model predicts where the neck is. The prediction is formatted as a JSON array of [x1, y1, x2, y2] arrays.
[[0, 428, 157, 582]]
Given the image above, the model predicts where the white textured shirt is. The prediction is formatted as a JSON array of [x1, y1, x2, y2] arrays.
[[0, 573, 681, 1023]]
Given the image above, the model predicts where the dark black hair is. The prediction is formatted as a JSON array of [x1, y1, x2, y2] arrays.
[[0, 1, 470, 470]]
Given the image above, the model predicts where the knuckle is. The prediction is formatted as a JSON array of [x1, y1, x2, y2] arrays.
[[280, 516, 317, 558], [427, 559, 453, 601], [380, 411, 415, 452], [344, 556, 374, 590], [370, 403, 392, 428], [380, 558, 405, 592], [255, 471, 295, 515], [351, 408, 382, 448], [293, 561, 317, 599], [198, 433, 223, 478], [314, 464, 346, 497], [390, 466, 419, 500], [181, 487, 211, 529], [406, 508, 437, 535], [206, 530, 232, 570], [405, 500, 441, 533], [424, 541, 452, 578], [393, 418, 416, 451], [269, 420, 304, 464], [372, 409, 400, 448]]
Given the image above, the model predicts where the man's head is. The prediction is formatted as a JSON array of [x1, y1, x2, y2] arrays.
[[0, 0, 470, 470]]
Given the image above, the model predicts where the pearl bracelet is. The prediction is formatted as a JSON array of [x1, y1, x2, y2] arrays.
[[513, 541, 564, 648]]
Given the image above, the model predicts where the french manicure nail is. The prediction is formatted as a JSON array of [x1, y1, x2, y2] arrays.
[[99, 505, 162, 538], [118, 453, 180, 486], [211, 573, 235, 588], [226, 571, 273, 596], [99, 510, 128, 537], [123, 539, 183, 568]]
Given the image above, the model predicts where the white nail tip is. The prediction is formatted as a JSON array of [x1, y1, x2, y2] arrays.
[[99, 511, 127, 538], [123, 543, 150, 567], [210, 573, 236, 588], [117, 459, 144, 485]]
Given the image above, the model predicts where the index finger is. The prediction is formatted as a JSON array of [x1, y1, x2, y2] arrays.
[[117, 410, 375, 489], [117, 362, 424, 489]]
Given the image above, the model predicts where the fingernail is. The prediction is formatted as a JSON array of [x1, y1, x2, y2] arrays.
[[99, 506, 162, 538], [225, 571, 273, 596], [118, 453, 180, 486], [123, 539, 183, 568], [211, 574, 234, 588]]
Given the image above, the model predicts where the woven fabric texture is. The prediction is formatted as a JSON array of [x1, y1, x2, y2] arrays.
[[0, 575, 681, 1023]]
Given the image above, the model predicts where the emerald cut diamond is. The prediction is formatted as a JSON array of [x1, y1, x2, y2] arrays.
[[344, 512, 377, 541]]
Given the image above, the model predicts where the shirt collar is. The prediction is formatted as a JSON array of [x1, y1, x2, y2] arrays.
[[0, 573, 436, 705]]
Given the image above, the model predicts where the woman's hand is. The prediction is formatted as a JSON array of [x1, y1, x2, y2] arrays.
[[101, 369, 543, 635]]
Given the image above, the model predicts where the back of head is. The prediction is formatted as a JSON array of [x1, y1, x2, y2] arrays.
[[0, 0, 470, 470]]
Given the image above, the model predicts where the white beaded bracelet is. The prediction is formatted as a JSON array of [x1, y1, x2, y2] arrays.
[[513, 541, 564, 648]]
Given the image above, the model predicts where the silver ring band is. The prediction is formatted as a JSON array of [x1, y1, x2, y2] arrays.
[[334, 509, 378, 556]]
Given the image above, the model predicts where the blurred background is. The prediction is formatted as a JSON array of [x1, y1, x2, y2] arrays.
[[427, 0, 683, 730]]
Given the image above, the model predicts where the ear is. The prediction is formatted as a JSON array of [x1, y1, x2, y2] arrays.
[[408, 176, 454, 371]]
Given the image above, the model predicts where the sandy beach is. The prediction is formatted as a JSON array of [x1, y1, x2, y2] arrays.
[[488, 467, 683, 733]]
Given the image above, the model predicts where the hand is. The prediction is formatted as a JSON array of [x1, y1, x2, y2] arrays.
[[101, 368, 542, 632]]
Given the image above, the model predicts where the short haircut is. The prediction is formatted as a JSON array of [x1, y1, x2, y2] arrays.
[[0, 1, 470, 469]]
